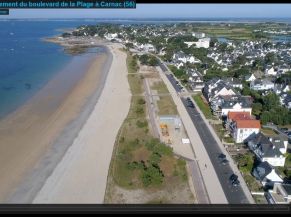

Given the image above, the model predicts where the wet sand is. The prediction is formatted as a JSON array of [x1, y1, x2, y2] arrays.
[[0, 46, 111, 202], [32, 43, 131, 203]]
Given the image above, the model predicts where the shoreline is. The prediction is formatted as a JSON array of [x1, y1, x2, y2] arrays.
[[0, 43, 112, 202], [32, 43, 131, 203]]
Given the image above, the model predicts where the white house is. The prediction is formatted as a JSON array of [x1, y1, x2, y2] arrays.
[[265, 66, 277, 76], [104, 33, 118, 41], [252, 161, 283, 187], [267, 183, 291, 204], [245, 74, 256, 82], [221, 102, 252, 117], [194, 38, 210, 49], [192, 32, 205, 38], [248, 133, 288, 167], [229, 119, 261, 143], [250, 79, 275, 91]]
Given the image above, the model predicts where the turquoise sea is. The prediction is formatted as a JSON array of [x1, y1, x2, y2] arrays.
[[0, 20, 100, 119]]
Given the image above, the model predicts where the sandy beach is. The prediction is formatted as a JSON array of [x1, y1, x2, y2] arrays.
[[0, 45, 117, 202], [32, 43, 131, 203]]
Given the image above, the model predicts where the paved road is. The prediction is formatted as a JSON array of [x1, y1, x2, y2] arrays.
[[181, 97, 250, 204], [157, 66, 227, 203]]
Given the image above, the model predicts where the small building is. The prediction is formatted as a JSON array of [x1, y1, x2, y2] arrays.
[[252, 161, 283, 187], [267, 183, 291, 204]]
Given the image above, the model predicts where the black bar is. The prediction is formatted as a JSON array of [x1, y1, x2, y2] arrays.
[[0, 0, 136, 9], [0, 8, 9, 15]]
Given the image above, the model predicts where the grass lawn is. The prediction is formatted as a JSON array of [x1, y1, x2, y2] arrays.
[[128, 74, 143, 95], [243, 174, 263, 192], [151, 81, 169, 94], [126, 51, 138, 74], [261, 128, 279, 136], [192, 94, 212, 119], [157, 96, 178, 116], [211, 123, 225, 140], [253, 195, 268, 204]]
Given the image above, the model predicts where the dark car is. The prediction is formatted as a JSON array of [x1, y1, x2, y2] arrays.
[[221, 159, 229, 165], [229, 174, 238, 182], [218, 153, 226, 160], [187, 100, 194, 107], [186, 97, 191, 101], [232, 179, 240, 187]]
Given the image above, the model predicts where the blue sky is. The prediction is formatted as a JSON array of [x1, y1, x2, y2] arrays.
[[3, 4, 291, 19]]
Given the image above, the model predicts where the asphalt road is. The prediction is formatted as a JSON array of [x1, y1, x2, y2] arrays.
[[166, 74, 182, 93], [181, 97, 250, 204]]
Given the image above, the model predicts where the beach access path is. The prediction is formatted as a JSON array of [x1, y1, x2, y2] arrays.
[[32, 43, 131, 203]]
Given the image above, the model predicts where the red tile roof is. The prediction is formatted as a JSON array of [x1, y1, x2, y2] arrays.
[[228, 112, 251, 121], [236, 120, 261, 129]]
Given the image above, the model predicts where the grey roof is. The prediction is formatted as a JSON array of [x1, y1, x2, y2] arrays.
[[252, 161, 272, 181], [220, 95, 252, 109], [252, 78, 274, 86], [174, 51, 186, 59], [222, 77, 242, 85], [248, 132, 285, 158], [284, 94, 291, 104]]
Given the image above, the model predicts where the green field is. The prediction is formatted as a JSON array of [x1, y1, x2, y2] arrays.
[[192, 94, 213, 119]]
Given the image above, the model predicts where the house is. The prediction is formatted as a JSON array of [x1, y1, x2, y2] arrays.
[[282, 94, 291, 109], [245, 74, 256, 82], [188, 70, 204, 92], [267, 183, 291, 204], [250, 79, 275, 91], [274, 84, 290, 95], [193, 38, 211, 49], [220, 95, 253, 117], [172, 52, 200, 64], [192, 32, 205, 38], [227, 112, 261, 143], [222, 77, 243, 89], [210, 95, 252, 118], [247, 132, 288, 167], [265, 66, 277, 76], [203, 78, 238, 102], [252, 161, 283, 187]]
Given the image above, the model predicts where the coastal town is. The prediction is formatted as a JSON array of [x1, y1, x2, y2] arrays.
[[51, 22, 291, 204]]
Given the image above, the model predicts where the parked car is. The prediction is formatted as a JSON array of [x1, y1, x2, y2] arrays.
[[218, 153, 226, 160], [229, 174, 238, 182], [232, 179, 240, 187], [221, 159, 229, 165]]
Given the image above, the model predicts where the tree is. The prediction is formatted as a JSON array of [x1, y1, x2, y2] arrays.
[[210, 38, 218, 47], [139, 54, 159, 66], [141, 165, 164, 187], [263, 93, 280, 111], [261, 111, 271, 125], [125, 43, 134, 49], [265, 52, 278, 65], [252, 103, 263, 116]]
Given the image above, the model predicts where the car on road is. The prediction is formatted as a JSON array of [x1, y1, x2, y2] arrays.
[[232, 179, 240, 187], [218, 153, 226, 160], [221, 159, 229, 165], [187, 102, 194, 108], [229, 174, 238, 182]]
